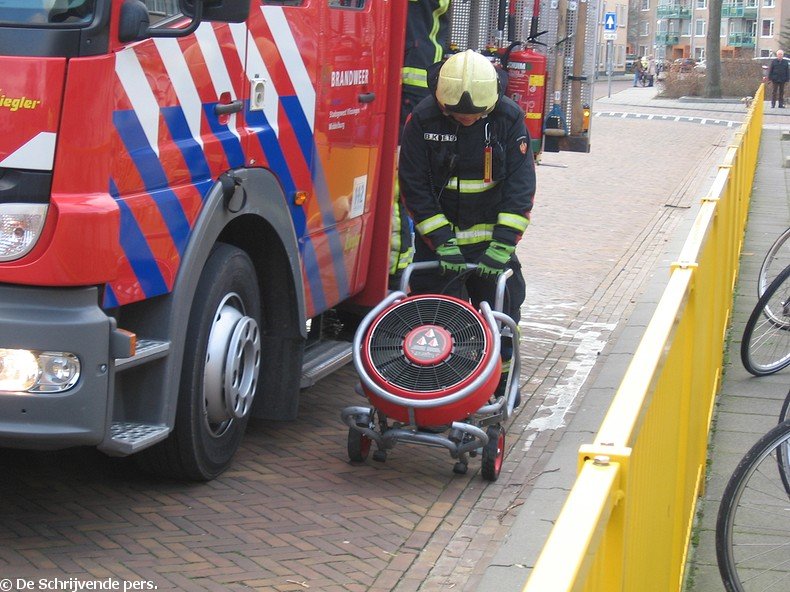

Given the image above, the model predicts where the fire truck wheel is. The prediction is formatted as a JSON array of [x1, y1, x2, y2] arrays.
[[138, 243, 262, 481]]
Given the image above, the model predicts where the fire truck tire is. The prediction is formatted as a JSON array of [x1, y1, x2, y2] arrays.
[[136, 243, 262, 481]]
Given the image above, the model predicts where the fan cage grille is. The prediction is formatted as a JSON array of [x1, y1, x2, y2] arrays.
[[366, 297, 489, 393]]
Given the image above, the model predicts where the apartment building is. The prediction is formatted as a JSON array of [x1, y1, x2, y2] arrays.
[[622, 0, 788, 61]]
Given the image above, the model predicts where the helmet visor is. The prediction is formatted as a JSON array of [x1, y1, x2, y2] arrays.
[[441, 91, 491, 114]]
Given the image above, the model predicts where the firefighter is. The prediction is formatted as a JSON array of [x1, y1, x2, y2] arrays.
[[390, 0, 452, 290], [398, 49, 536, 403], [401, 0, 452, 128]]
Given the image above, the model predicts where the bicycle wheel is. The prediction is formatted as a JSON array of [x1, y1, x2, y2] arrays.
[[759, 227, 790, 298], [716, 421, 790, 592], [776, 387, 790, 495], [741, 264, 790, 376]]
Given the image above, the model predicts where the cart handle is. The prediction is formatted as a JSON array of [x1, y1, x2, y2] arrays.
[[400, 261, 513, 314]]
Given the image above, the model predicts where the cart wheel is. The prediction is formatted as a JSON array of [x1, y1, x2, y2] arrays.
[[347, 428, 372, 463], [453, 462, 468, 475], [482, 425, 506, 481]]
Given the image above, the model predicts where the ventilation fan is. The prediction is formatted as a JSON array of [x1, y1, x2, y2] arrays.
[[359, 295, 500, 425]]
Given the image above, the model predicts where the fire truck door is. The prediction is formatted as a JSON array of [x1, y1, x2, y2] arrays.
[[107, 7, 249, 307], [314, 0, 379, 299]]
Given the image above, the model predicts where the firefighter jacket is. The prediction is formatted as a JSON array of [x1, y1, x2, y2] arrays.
[[402, 0, 451, 94], [398, 95, 535, 252]]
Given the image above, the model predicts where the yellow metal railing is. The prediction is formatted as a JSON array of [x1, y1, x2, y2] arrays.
[[524, 84, 764, 592]]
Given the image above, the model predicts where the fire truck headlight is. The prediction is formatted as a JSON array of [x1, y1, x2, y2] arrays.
[[0, 349, 80, 393], [0, 204, 48, 262], [35, 353, 81, 392], [0, 349, 39, 392]]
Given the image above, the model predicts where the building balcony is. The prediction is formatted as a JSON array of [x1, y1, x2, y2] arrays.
[[655, 33, 681, 45], [722, 3, 758, 18], [656, 5, 691, 19], [727, 32, 756, 46]]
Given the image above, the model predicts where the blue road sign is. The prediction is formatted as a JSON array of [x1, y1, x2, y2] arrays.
[[604, 12, 617, 31]]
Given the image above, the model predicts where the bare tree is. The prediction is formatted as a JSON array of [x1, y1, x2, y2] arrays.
[[705, 0, 722, 97]]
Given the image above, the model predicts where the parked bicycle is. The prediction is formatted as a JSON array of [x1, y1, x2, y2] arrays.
[[741, 262, 790, 376], [715, 387, 790, 592], [758, 227, 790, 298]]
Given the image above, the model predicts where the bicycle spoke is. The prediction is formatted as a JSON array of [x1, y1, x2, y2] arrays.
[[759, 228, 790, 298]]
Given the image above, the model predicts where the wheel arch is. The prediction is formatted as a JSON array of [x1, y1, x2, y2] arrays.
[[119, 167, 307, 434]]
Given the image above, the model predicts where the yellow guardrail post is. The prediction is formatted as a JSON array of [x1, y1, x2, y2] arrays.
[[524, 453, 627, 592]]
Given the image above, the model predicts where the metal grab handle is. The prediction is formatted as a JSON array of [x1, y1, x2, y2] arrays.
[[358, 92, 376, 103], [400, 261, 513, 314], [214, 100, 244, 116]]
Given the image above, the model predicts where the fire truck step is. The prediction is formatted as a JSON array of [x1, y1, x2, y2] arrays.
[[104, 422, 170, 455], [300, 340, 353, 389], [114, 339, 170, 371]]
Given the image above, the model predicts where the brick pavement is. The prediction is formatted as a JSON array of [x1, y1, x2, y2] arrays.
[[0, 89, 743, 592]]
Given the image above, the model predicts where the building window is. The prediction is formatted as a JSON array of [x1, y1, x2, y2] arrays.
[[143, 0, 180, 24], [761, 49, 771, 57], [695, 0, 707, 8], [720, 20, 727, 36], [695, 47, 705, 60], [695, 19, 706, 36], [681, 20, 692, 36], [762, 19, 774, 36], [640, 20, 650, 36], [641, 0, 650, 10], [763, 0, 774, 6]]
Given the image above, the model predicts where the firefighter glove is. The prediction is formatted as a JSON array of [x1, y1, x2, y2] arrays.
[[476, 241, 514, 278], [436, 238, 467, 275]]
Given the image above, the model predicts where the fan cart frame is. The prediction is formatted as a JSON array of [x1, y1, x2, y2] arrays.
[[340, 262, 522, 481]]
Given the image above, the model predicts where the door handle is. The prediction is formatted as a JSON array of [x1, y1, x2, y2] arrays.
[[358, 92, 376, 103], [215, 100, 244, 116]]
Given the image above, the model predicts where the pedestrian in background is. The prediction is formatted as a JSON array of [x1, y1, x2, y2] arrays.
[[633, 57, 645, 87], [768, 49, 789, 109], [647, 55, 657, 87]]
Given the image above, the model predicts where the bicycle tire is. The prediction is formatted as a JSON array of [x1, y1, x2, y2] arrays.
[[776, 387, 790, 495], [741, 264, 790, 376], [758, 227, 790, 298], [715, 420, 790, 592]]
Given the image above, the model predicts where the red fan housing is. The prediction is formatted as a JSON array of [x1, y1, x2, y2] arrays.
[[360, 294, 501, 426]]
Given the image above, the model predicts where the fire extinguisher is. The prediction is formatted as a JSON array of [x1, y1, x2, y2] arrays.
[[499, 42, 548, 157]]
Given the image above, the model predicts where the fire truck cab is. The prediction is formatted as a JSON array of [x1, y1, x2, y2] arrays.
[[0, 0, 404, 480]]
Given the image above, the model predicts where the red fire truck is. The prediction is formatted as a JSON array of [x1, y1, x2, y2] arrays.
[[0, 0, 595, 480], [0, 0, 405, 480]]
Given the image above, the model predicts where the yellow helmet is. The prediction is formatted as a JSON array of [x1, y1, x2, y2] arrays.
[[436, 50, 499, 115]]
